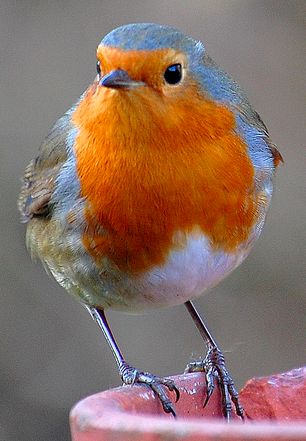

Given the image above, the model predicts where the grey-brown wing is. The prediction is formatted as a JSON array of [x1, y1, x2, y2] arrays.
[[233, 102, 283, 167], [18, 111, 72, 222]]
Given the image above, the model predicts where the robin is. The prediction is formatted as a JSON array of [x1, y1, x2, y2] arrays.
[[18, 23, 282, 419]]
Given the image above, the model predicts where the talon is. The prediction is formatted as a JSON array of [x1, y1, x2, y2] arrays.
[[119, 361, 178, 416], [222, 395, 232, 421], [163, 380, 180, 403], [185, 346, 244, 420], [173, 385, 180, 403], [203, 383, 214, 408], [164, 403, 176, 417], [158, 395, 177, 417], [227, 380, 245, 419], [235, 404, 245, 421]]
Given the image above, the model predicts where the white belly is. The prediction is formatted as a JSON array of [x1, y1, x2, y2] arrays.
[[116, 230, 253, 312], [47, 225, 263, 313]]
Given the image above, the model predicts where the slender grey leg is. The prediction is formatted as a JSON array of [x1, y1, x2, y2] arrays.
[[185, 300, 218, 347], [86, 306, 179, 416], [184, 301, 244, 421], [86, 307, 124, 367]]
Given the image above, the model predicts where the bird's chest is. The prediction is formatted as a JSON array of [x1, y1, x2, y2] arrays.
[[72, 99, 257, 274], [80, 165, 257, 276]]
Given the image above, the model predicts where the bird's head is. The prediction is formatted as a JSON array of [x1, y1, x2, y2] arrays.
[[96, 23, 201, 95], [73, 23, 239, 144]]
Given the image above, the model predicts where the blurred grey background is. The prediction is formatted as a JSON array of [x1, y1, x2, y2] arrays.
[[1, 1, 305, 440]]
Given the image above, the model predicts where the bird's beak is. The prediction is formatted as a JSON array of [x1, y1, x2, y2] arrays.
[[100, 69, 145, 89]]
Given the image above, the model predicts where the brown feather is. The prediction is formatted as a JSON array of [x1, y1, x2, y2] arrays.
[[18, 112, 71, 222]]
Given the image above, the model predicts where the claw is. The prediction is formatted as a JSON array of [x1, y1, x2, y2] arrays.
[[167, 404, 177, 418], [220, 379, 232, 421], [227, 379, 245, 419], [162, 399, 177, 417], [185, 346, 244, 420], [203, 382, 214, 408], [163, 379, 180, 403], [173, 385, 180, 403], [151, 383, 177, 417], [119, 361, 178, 417]]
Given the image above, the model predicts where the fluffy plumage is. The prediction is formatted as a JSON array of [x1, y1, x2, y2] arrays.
[[18, 23, 282, 311]]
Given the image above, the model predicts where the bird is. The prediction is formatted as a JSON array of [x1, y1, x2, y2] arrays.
[[18, 22, 283, 420]]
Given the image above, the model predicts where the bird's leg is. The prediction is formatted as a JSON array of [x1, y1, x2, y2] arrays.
[[184, 301, 244, 421], [86, 306, 179, 417]]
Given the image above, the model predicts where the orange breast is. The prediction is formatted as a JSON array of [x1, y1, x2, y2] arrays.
[[72, 78, 256, 273]]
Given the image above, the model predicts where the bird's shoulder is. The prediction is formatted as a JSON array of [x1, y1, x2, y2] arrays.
[[233, 101, 283, 168], [18, 111, 72, 222]]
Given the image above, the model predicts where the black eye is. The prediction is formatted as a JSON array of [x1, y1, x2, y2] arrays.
[[164, 63, 182, 85], [96, 61, 101, 76]]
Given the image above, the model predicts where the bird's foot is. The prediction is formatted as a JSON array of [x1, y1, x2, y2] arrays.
[[185, 345, 244, 421], [119, 361, 180, 417]]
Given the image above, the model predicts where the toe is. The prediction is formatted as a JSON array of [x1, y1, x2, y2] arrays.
[[121, 366, 178, 417], [150, 382, 177, 417]]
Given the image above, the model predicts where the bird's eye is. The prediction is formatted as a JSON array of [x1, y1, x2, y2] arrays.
[[164, 63, 182, 85], [96, 61, 101, 76]]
